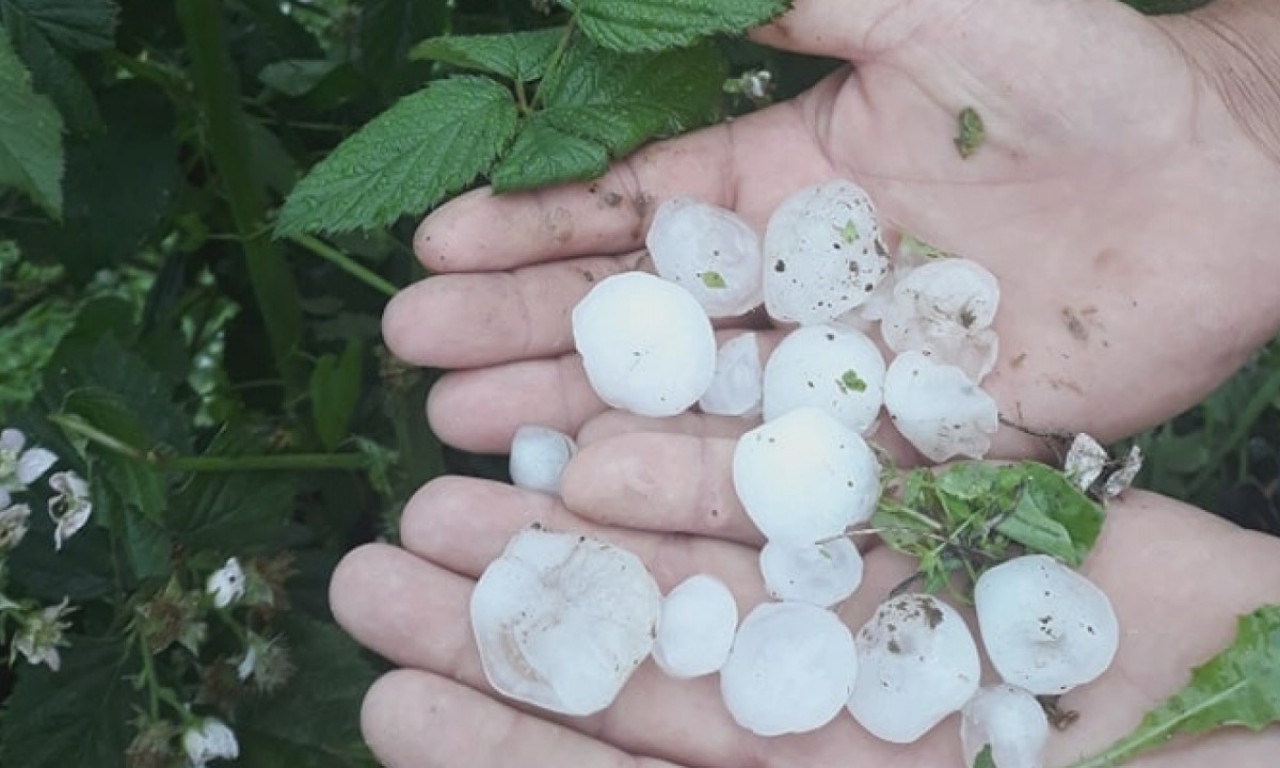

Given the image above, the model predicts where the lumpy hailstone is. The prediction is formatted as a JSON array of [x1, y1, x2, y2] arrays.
[[572, 272, 716, 418], [732, 407, 881, 544], [652, 574, 739, 680], [880, 259, 1001, 382], [470, 527, 661, 716], [847, 593, 981, 744], [699, 332, 763, 417], [759, 537, 864, 607], [509, 425, 576, 494], [884, 351, 999, 462], [960, 685, 1050, 768], [720, 602, 858, 736], [975, 555, 1119, 696], [646, 197, 764, 318], [763, 180, 890, 325], [762, 324, 886, 435]]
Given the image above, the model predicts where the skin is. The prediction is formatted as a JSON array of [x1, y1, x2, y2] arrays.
[[331, 0, 1280, 765]]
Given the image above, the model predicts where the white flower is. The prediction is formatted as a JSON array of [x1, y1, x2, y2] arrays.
[[182, 717, 239, 768], [12, 598, 74, 672], [0, 428, 58, 506], [236, 639, 259, 682], [0, 503, 31, 551], [47, 471, 92, 551], [206, 558, 245, 609]]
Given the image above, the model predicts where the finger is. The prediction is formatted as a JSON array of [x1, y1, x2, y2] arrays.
[[561, 432, 763, 547], [576, 409, 756, 447], [414, 103, 835, 273], [426, 356, 606, 453], [383, 252, 643, 368], [361, 669, 687, 768]]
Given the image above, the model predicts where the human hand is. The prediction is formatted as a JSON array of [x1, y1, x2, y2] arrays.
[[329, 470, 1280, 767], [383, 0, 1280, 462]]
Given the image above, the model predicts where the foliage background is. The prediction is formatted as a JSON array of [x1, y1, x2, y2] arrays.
[[0, 0, 1273, 767]]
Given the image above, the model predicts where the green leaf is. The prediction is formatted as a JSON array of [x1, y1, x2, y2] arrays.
[[259, 58, 342, 97], [357, 0, 449, 96], [0, 28, 64, 216], [310, 340, 364, 452], [954, 106, 985, 159], [0, 636, 135, 768], [0, 0, 119, 51], [491, 112, 608, 191], [411, 28, 564, 81], [973, 744, 996, 768], [169, 469, 295, 553], [1067, 604, 1280, 768], [2, 22, 101, 132], [276, 76, 519, 236], [572, 0, 789, 52], [700, 270, 726, 288], [995, 462, 1105, 567]]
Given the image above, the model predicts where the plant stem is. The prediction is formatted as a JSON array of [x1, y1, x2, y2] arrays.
[[290, 234, 398, 297], [176, 0, 307, 405], [135, 632, 162, 720], [531, 19, 576, 110]]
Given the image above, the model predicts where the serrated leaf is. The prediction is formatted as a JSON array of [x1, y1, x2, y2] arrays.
[[310, 340, 363, 451], [276, 76, 519, 236], [169, 470, 295, 553], [573, 0, 789, 52], [0, 636, 135, 768], [2, 22, 101, 132], [1067, 605, 1280, 768], [0, 29, 64, 216], [411, 28, 564, 81], [491, 112, 608, 191], [0, 0, 119, 51]]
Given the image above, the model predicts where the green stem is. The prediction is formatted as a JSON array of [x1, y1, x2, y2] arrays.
[[177, 0, 307, 404], [531, 19, 576, 110], [290, 234, 398, 297], [135, 632, 161, 721]]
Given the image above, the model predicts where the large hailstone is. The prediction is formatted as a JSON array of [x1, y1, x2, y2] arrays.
[[759, 537, 864, 607], [884, 351, 999, 462], [652, 574, 739, 679], [880, 258, 1000, 382], [847, 593, 981, 744], [975, 555, 1120, 696], [572, 272, 717, 418], [646, 197, 764, 318], [720, 602, 858, 736], [509, 425, 577, 494], [470, 527, 661, 716], [960, 685, 1051, 768], [761, 324, 886, 435], [699, 332, 763, 417], [732, 407, 881, 544], [763, 180, 890, 325]]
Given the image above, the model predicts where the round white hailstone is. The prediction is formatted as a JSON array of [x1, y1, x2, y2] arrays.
[[720, 602, 858, 736], [699, 333, 763, 417], [763, 180, 890, 325], [761, 324, 886, 435], [759, 537, 864, 607], [847, 593, 981, 744], [646, 197, 764, 318], [652, 574, 739, 679], [960, 685, 1051, 768], [975, 555, 1120, 696], [732, 407, 881, 544], [855, 236, 934, 324], [572, 272, 717, 418], [883, 351, 999, 462], [879, 259, 1001, 381], [470, 527, 661, 716], [509, 425, 577, 494]]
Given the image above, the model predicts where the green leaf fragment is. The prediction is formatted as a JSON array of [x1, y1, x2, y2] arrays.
[[0, 29, 64, 216], [275, 76, 519, 236], [573, 0, 790, 52], [1067, 604, 1280, 768], [0, 0, 120, 51], [955, 106, 985, 159], [840, 218, 859, 244], [411, 28, 565, 82], [837, 369, 867, 393], [700, 270, 727, 288], [973, 745, 997, 768]]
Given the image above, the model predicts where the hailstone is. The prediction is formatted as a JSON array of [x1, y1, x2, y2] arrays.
[[652, 574, 739, 679], [761, 324, 885, 435], [572, 272, 717, 418], [509, 425, 577, 494], [719, 602, 858, 736], [759, 537, 864, 607], [975, 555, 1119, 696], [960, 684, 1050, 768], [847, 593, 981, 744], [698, 332, 763, 417], [732, 407, 881, 544], [470, 527, 661, 716], [646, 197, 764, 317], [884, 351, 999, 462], [763, 180, 889, 325]]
